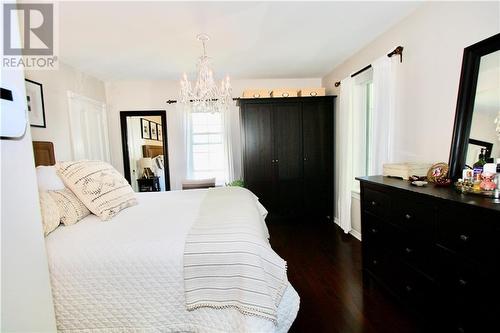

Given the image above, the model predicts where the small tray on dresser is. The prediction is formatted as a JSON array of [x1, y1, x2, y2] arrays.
[[454, 184, 500, 199]]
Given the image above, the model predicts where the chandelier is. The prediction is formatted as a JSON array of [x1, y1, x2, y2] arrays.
[[180, 34, 232, 113]]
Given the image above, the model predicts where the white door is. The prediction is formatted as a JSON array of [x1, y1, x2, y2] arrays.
[[67, 91, 110, 162]]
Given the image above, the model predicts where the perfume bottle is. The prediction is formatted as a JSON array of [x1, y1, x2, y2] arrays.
[[473, 148, 486, 178]]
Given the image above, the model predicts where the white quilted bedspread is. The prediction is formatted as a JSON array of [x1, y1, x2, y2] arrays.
[[45, 189, 299, 333]]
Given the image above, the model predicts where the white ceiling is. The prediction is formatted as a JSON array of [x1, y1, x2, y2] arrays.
[[59, 1, 422, 81]]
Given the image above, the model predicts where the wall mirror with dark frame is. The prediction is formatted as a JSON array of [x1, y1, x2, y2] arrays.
[[120, 110, 171, 192], [449, 33, 500, 180]]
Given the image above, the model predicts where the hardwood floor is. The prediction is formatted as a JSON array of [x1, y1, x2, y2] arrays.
[[268, 222, 422, 333]]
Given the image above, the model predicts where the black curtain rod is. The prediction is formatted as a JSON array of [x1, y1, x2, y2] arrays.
[[350, 64, 372, 78], [334, 45, 404, 87], [166, 98, 240, 104]]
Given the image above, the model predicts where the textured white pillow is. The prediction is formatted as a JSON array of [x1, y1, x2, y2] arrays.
[[36, 166, 65, 191], [48, 188, 90, 225], [56, 160, 138, 220], [39, 191, 61, 236]]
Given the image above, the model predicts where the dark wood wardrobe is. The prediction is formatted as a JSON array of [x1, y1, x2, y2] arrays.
[[239, 96, 335, 223]]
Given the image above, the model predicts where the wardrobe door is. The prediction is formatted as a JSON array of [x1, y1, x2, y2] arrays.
[[302, 99, 334, 220], [272, 102, 303, 220], [242, 103, 275, 211]]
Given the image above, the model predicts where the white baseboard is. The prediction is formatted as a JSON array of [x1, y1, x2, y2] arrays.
[[333, 217, 362, 241]]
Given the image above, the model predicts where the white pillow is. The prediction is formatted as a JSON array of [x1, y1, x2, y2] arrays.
[[36, 166, 65, 191], [48, 188, 91, 226], [39, 191, 61, 236], [56, 160, 138, 220]]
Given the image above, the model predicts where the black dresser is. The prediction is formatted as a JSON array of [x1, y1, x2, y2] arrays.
[[357, 176, 500, 332], [239, 96, 335, 222]]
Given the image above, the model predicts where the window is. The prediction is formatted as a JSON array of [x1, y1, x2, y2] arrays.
[[188, 112, 226, 183], [352, 70, 373, 192]]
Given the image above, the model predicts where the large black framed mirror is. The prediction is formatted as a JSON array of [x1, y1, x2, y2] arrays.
[[449, 33, 500, 180], [120, 110, 171, 192]]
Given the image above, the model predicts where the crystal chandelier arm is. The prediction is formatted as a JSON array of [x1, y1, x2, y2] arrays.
[[179, 34, 232, 113]]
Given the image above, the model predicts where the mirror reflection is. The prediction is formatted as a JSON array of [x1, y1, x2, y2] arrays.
[[125, 115, 167, 192], [466, 50, 500, 167]]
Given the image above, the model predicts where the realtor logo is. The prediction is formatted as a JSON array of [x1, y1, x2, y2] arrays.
[[2, 2, 58, 69], [3, 3, 53, 55]]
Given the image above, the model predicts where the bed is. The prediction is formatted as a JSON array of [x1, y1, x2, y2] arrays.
[[45, 189, 299, 332]]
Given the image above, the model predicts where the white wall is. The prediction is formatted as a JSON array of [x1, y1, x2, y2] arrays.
[[322, 1, 499, 237], [26, 63, 106, 161], [105, 78, 321, 188], [1, 48, 57, 333]]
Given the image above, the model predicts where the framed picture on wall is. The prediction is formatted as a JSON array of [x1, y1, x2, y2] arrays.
[[157, 123, 162, 141], [150, 122, 158, 140], [25, 79, 46, 128], [141, 118, 151, 139]]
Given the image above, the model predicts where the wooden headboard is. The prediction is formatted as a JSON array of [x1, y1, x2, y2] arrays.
[[33, 141, 55, 166], [142, 144, 164, 158]]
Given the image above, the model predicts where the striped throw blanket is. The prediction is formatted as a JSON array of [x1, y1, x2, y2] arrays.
[[184, 187, 288, 323]]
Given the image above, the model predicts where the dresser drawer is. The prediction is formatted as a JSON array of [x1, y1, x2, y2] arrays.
[[363, 187, 391, 219], [362, 213, 397, 252], [435, 246, 497, 305], [395, 235, 436, 278], [364, 249, 399, 289], [437, 250, 499, 333], [392, 194, 435, 239], [436, 204, 499, 265], [395, 264, 437, 311]]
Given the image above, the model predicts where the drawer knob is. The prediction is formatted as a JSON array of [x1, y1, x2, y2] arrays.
[[405, 213, 412, 220], [459, 234, 469, 242], [371, 201, 377, 207], [405, 285, 413, 292], [405, 247, 413, 254], [372, 259, 378, 265], [370, 228, 378, 234], [458, 279, 467, 287]]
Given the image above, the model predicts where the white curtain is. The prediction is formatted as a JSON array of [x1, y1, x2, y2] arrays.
[[222, 105, 235, 183], [166, 103, 188, 190], [369, 56, 396, 175], [337, 77, 354, 234]]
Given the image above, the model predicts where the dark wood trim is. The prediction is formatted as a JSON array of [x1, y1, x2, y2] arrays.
[[25, 78, 46, 128], [448, 33, 500, 180], [119, 110, 171, 191]]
